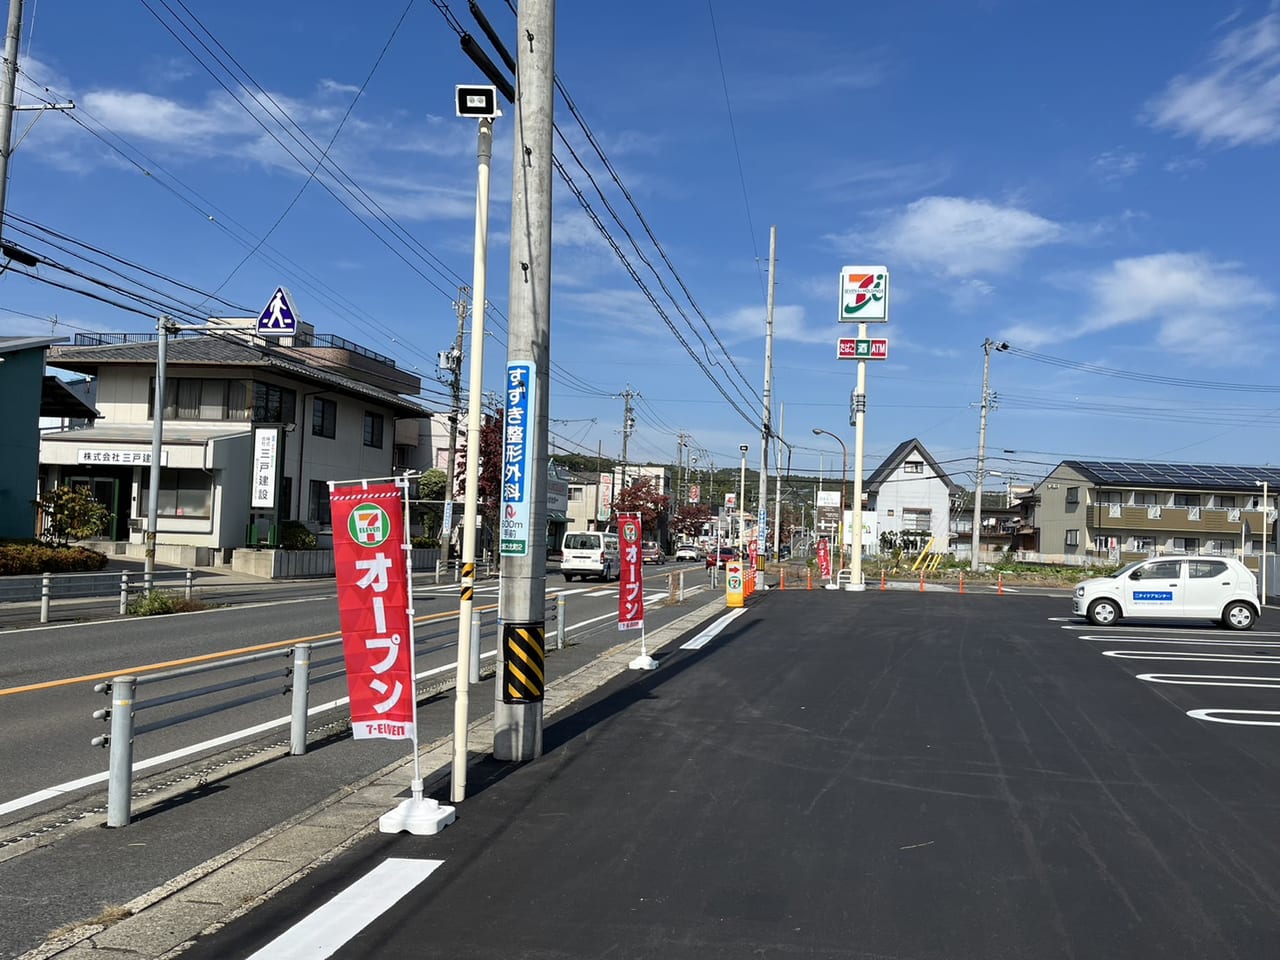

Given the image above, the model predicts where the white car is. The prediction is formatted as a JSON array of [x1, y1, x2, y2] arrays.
[[674, 543, 702, 562], [1072, 555, 1260, 630]]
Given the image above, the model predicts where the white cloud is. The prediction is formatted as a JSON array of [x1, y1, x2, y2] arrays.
[[871, 196, 1064, 276], [1164, 155, 1207, 174], [1091, 149, 1142, 181], [717, 304, 831, 344], [1146, 12, 1280, 146]]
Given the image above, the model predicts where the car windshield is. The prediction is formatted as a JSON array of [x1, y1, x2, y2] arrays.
[[1105, 560, 1146, 579]]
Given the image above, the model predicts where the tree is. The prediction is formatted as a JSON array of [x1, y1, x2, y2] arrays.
[[35, 485, 113, 547], [611, 476, 669, 535], [670, 503, 713, 540], [414, 468, 448, 541]]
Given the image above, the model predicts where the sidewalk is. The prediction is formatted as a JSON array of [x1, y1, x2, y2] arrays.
[[13, 590, 738, 960]]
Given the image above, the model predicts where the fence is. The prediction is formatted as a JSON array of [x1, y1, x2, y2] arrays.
[[92, 596, 561, 827]]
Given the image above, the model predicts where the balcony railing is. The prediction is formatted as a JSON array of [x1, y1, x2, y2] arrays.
[[1090, 504, 1265, 534]]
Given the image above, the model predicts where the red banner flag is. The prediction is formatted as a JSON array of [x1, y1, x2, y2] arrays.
[[331, 483, 416, 740], [617, 512, 645, 631], [817, 537, 832, 580]]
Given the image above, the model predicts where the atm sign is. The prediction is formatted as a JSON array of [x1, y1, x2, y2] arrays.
[[837, 337, 888, 360]]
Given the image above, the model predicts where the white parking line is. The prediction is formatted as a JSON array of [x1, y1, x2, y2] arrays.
[[246, 858, 443, 959], [1080, 635, 1280, 647], [1187, 709, 1280, 727], [1103, 650, 1280, 664], [1137, 673, 1280, 690], [681, 609, 746, 650]]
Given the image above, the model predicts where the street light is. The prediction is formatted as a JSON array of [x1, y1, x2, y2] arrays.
[[812, 428, 848, 572], [738, 443, 749, 553], [1256, 480, 1269, 604], [971, 338, 1010, 571]]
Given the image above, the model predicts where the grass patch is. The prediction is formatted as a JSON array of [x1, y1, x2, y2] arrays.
[[126, 590, 211, 616]]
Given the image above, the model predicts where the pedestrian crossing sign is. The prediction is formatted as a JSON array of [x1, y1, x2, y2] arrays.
[[257, 287, 299, 336]]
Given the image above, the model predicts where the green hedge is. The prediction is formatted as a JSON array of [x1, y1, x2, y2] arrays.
[[0, 542, 109, 575]]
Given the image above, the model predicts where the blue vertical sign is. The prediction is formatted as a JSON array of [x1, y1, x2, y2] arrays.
[[757, 507, 768, 554], [500, 361, 535, 556]]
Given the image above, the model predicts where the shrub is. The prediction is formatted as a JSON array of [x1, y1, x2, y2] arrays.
[[34, 485, 113, 547], [0, 542, 109, 575], [278, 520, 317, 550], [126, 590, 209, 616], [410, 536, 440, 549]]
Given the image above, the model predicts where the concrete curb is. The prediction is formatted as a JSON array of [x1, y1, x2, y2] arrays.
[[21, 592, 736, 960]]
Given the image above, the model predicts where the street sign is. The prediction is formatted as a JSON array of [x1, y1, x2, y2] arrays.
[[836, 337, 888, 360], [455, 84, 499, 118], [499, 362, 535, 556], [257, 287, 299, 336], [838, 266, 889, 323], [689, 483, 700, 504]]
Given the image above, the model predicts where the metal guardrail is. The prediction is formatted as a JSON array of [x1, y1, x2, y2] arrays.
[[90, 597, 560, 827]]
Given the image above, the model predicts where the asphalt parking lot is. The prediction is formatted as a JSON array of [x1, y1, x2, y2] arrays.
[[169, 589, 1280, 960]]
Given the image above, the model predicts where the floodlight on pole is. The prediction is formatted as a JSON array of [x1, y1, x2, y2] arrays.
[[1256, 479, 1269, 604]]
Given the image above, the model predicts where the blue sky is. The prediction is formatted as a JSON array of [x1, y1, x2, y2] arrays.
[[5, 1, 1280, 490]]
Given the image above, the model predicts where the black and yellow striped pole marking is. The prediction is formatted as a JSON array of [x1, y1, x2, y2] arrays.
[[502, 622, 545, 703], [459, 562, 475, 603]]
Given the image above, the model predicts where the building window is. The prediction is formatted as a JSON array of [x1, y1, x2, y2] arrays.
[[149, 378, 250, 421], [156, 468, 212, 519], [1173, 537, 1199, 552], [1204, 539, 1228, 555], [253, 382, 297, 424], [1065, 529, 1079, 546], [904, 460, 923, 475], [313, 398, 337, 439], [1093, 535, 1112, 552], [1134, 492, 1157, 506], [363, 411, 384, 448], [308, 480, 331, 526], [1096, 490, 1122, 504], [1217, 495, 1237, 509], [1132, 536, 1155, 553], [1174, 494, 1201, 507], [568, 488, 583, 502], [1066, 486, 1079, 504], [902, 508, 931, 532]]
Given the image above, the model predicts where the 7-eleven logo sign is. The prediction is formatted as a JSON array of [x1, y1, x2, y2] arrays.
[[349, 503, 391, 547], [839, 265, 889, 322]]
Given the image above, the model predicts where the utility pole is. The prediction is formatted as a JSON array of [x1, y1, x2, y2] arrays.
[[494, 0, 554, 764], [617, 386, 637, 490], [773, 401, 785, 559], [0, 0, 23, 239], [675, 431, 691, 510], [442, 286, 468, 567], [144, 315, 174, 594], [756, 225, 776, 581], [970, 338, 1008, 571]]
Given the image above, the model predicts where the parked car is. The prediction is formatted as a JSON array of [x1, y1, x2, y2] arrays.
[[675, 542, 702, 562], [706, 545, 738, 569], [560, 530, 620, 582], [641, 540, 667, 564], [1072, 555, 1260, 630]]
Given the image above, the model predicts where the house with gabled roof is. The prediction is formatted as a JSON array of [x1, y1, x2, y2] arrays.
[[864, 438, 962, 554], [40, 325, 437, 563], [1035, 459, 1280, 570]]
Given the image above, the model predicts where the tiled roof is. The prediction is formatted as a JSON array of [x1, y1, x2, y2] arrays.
[[48, 337, 433, 418]]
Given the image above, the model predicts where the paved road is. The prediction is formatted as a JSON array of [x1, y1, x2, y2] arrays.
[[163, 590, 1280, 960]]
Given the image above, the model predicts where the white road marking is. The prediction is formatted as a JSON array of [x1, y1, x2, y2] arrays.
[[1103, 650, 1280, 664], [1137, 673, 1280, 690], [1080, 635, 1280, 647], [246, 858, 443, 959], [1061, 623, 1280, 638], [681, 609, 746, 650], [1187, 709, 1280, 727]]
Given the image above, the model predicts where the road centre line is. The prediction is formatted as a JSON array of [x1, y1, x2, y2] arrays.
[[245, 858, 443, 960], [1102, 650, 1280, 664], [1137, 673, 1280, 690], [1187, 709, 1280, 727], [681, 609, 746, 650]]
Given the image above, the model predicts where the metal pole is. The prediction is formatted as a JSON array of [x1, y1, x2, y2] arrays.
[[495, 0, 555, 764], [39, 571, 49, 623], [971, 339, 993, 572], [145, 316, 171, 593], [738, 446, 748, 556], [105, 675, 136, 827], [451, 115, 493, 803], [471, 609, 482, 684], [850, 323, 868, 590], [773, 403, 785, 559], [0, 0, 23, 239], [443, 287, 468, 569], [556, 594, 565, 650], [1258, 480, 1269, 603], [757, 225, 776, 584], [184, 568, 193, 600], [119, 572, 128, 615], [290, 644, 311, 756]]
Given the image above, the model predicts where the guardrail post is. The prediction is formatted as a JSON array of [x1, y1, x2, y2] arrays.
[[119, 573, 129, 615], [40, 572, 51, 624], [678, 569, 685, 603], [470, 610, 482, 684], [185, 568, 193, 600], [106, 675, 137, 827], [290, 644, 311, 756], [556, 594, 566, 650]]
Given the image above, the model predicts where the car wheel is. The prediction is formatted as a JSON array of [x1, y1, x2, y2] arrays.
[[1223, 601, 1256, 631], [564, 573, 574, 582], [1087, 598, 1120, 626]]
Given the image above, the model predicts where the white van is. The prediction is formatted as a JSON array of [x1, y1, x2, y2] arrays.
[[560, 531, 619, 582]]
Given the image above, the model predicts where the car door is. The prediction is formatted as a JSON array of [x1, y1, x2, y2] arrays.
[[1183, 559, 1231, 618], [1125, 558, 1184, 618]]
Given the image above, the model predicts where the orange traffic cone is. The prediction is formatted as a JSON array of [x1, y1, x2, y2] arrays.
[[780, 570, 786, 591], [997, 573, 1004, 596], [919, 570, 925, 592], [880, 570, 886, 591], [807, 569, 813, 590], [958, 574, 965, 594]]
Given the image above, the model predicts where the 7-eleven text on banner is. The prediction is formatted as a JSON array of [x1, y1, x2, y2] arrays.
[[331, 483, 416, 741], [617, 512, 644, 631]]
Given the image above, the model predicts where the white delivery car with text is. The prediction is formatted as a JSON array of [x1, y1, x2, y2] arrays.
[[560, 531, 620, 582], [1073, 555, 1260, 630]]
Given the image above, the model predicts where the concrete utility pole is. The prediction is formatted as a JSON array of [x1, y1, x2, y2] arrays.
[[494, 0, 555, 764], [0, 0, 23, 239], [676, 431, 691, 510], [773, 401, 785, 559], [145, 316, 176, 593], [442, 286, 468, 567], [757, 226, 776, 581], [970, 338, 1008, 571], [617, 386, 637, 490]]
